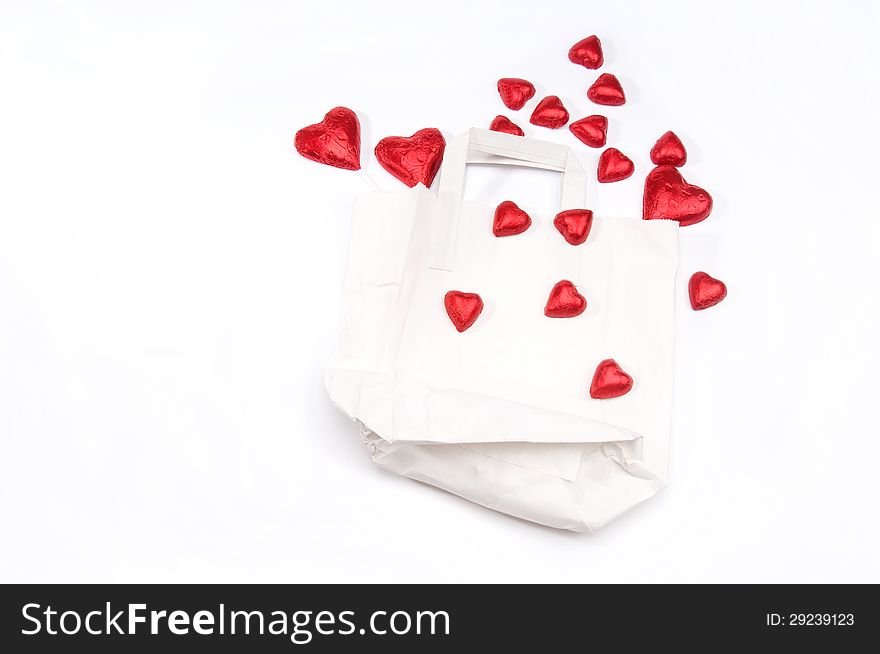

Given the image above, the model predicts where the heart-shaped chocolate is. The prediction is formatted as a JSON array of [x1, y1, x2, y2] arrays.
[[497, 78, 536, 110], [493, 201, 531, 236], [529, 96, 570, 129], [589, 359, 633, 399], [650, 131, 687, 167], [444, 291, 484, 332], [544, 280, 587, 318], [374, 128, 446, 188], [568, 35, 604, 69], [587, 73, 626, 106], [553, 209, 593, 245], [490, 115, 524, 137], [688, 272, 727, 310], [597, 147, 634, 183], [569, 115, 608, 148], [643, 165, 713, 226], [294, 107, 361, 170]]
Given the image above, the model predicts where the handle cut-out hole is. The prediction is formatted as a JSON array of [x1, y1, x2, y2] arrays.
[[463, 164, 564, 217]]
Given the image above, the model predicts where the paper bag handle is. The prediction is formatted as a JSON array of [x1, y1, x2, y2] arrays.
[[429, 128, 587, 271]]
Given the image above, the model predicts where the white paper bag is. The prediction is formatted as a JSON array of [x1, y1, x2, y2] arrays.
[[326, 128, 679, 532]]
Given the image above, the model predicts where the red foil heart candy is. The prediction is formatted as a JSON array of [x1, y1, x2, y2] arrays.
[[597, 147, 634, 183], [294, 106, 361, 171], [493, 201, 531, 237], [568, 35, 604, 69], [590, 359, 633, 399], [553, 209, 593, 245], [688, 272, 727, 310], [643, 165, 713, 226], [374, 128, 446, 188], [587, 73, 626, 106], [444, 291, 484, 332], [497, 78, 536, 110], [650, 131, 687, 167], [569, 115, 608, 148], [530, 96, 570, 129], [490, 115, 524, 137], [544, 280, 587, 318]]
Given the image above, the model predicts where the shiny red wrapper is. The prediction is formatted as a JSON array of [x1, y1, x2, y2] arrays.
[[569, 115, 608, 148], [493, 201, 531, 236], [374, 128, 446, 188], [544, 280, 586, 318], [651, 131, 687, 167], [688, 272, 727, 310], [590, 359, 633, 399], [597, 147, 634, 183], [643, 165, 712, 226], [497, 78, 536, 110], [530, 96, 570, 128], [490, 115, 524, 137], [587, 73, 626, 106], [553, 209, 593, 245], [568, 35, 604, 69], [444, 291, 484, 332], [294, 106, 361, 170]]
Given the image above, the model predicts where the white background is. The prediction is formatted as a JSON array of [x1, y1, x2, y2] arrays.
[[1, 0, 878, 583]]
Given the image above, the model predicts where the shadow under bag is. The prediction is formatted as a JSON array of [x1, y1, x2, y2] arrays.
[[327, 128, 678, 532]]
